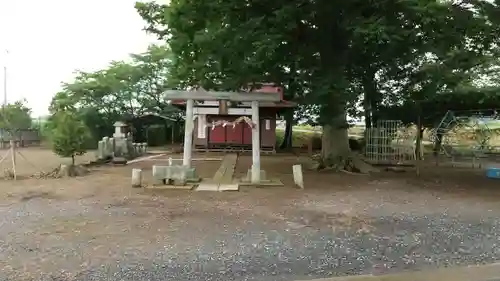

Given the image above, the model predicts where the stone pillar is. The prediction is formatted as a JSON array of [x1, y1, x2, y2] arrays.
[[251, 100, 260, 183], [113, 121, 128, 158], [183, 99, 194, 168]]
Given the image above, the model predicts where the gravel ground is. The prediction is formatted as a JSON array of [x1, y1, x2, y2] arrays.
[[2, 149, 500, 280], [2, 182, 500, 281]]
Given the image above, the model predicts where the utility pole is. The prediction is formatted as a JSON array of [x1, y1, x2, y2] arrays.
[[3, 49, 7, 107], [1, 49, 8, 147]]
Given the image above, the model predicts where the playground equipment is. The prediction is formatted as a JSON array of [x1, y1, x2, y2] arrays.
[[430, 109, 500, 168], [486, 167, 500, 179]]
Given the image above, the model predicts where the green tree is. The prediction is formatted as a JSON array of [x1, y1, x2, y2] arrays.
[[50, 112, 91, 166], [136, 0, 500, 171], [0, 100, 32, 132], [49, 44, 181, 144]]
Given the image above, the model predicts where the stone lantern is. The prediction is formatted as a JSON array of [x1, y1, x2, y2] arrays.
[[113, 121, 128, 139], [112, 121, 130, 163]]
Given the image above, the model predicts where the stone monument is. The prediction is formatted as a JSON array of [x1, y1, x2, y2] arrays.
[[112, 121, 129, 164]]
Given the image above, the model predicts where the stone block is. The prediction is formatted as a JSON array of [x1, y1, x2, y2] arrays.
[[97, 140, 105, 160], [108, 138, 114, 157], [174, 168, 187, 185], [152, 165, 198, 185], [152, 165, 167, 185], [131, 168, 142, 188], [102, 137, 110, 158], [185, 167, 197, 180]]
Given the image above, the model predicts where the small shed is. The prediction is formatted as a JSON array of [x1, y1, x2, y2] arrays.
[[172, 84, 296, 152], [127, 113, 182, 145]]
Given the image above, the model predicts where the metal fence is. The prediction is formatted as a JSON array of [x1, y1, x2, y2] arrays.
[[0, 129, 41, 148], [364, 120, 416, 165]]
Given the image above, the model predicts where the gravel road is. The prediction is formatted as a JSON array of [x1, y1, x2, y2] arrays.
[[2, 184, 500, 281]]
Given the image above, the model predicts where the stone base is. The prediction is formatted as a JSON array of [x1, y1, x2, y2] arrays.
[[240, 169, 283, 187], [112, 157, 127, 165], [243, 169, 267, 182], [145, 185, 194, 190], [238, 179, 284, 187]]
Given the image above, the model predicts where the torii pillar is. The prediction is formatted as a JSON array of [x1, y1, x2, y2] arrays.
[[183, 99, 194, 167], [163, 89, 281, 183]]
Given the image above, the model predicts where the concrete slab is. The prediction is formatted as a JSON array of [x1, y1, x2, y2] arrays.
[[218, 184, 239, 191], [213, 153, 238, 184], [127, 153, 167, 164], [197, 153, 239, 192], [195, 179, 240, 192], [239, 179, 284, 187], [195, 182, 219, 191]]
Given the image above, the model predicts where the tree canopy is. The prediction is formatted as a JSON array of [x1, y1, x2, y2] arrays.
[[48, 44, 182, 143], [0, 100, 32, 132], [135, 0, 500, 170]]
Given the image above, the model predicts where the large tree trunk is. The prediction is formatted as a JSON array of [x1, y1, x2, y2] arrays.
[[321, 122, 350, 166], [364, 106, 372, 129], [362, 69, 380, 127], [415, 113, 424, 160], [279, 110, 293, 150], [319, 111, 378, 174]]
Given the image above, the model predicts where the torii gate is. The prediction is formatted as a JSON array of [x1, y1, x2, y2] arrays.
[[163, 89, 281, 183]]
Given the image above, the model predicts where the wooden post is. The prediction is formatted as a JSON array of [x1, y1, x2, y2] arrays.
[[219, 100, 228, 114], [9, 140, 16, 180], [251, 101, 260, 183], [183, 99, 194, 168], [171, 123, 175, 145]]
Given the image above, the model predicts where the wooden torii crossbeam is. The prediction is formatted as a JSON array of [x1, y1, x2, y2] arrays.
[[163, 89, 281, 183]]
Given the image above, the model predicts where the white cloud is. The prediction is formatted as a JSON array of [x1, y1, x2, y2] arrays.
[[0, 0, 160, 117]]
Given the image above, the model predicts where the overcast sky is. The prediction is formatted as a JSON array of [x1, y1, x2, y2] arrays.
[[0, 0, 160, 117]]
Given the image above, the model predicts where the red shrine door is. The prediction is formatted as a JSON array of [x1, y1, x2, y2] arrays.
[[242, 122, 252, 145], [208, 116, 226, 145], [226, 122, 244, 144]]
